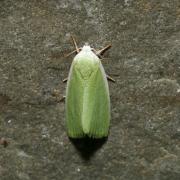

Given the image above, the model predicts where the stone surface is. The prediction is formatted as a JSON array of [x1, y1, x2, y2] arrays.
[[0, 0, 180, 179]]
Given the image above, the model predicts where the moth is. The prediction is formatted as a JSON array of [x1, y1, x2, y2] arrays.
[[64, 36, 114, 138]]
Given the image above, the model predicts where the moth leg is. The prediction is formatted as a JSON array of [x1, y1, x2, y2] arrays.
[[59, 96, 66, 102], [91, 49, 103, 59], [53, 95, 66, 102], [96, 44, 112, 56], [51, 89, 66, 102], [63, 77, 68, 82], [106, 74, 115, 82], [64, 49, 77, 57]]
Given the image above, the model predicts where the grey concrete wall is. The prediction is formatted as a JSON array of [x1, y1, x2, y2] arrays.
[[0, 0, 180, 179]]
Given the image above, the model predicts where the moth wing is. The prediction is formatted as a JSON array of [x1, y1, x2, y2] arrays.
[[82, 62, 110, 138], [65, 61, 85, 138]]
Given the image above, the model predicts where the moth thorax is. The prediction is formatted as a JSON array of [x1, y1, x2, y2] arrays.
[[77, 64, 93, 80]]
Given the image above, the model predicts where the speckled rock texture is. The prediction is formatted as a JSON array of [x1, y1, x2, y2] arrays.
[[0, 0, 180, 180]]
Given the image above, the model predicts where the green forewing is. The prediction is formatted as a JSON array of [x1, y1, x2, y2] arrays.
[[65, 54, 110, 138]]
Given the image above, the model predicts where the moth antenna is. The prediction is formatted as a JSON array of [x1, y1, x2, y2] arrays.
[[97, 44, 112, 55], [71, 35, 80, 53]]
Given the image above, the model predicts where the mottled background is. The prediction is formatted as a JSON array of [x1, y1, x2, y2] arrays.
[[0, 0, 180, 180]]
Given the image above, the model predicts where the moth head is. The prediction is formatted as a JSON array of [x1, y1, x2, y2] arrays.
[[82, 44, 91, 52]]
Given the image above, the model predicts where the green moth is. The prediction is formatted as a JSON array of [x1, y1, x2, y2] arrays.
[[65, 37, 114, 138]]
